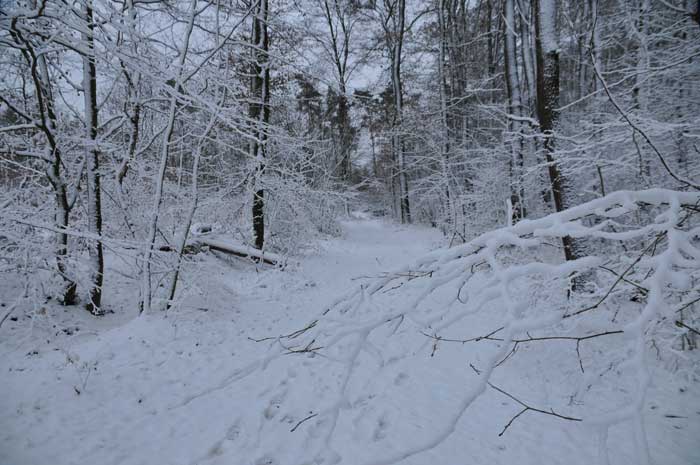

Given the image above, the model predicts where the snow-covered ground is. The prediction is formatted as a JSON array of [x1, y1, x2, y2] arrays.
[[1, 217, 698, 465]]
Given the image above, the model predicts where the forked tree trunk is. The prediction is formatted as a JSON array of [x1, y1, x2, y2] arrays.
[[10, 16, 77, 305], [141, 0, 197, 313], [320, 0, 353, 181]]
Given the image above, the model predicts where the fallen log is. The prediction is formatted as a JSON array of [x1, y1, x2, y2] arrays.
[[190, 237, 281, 266]]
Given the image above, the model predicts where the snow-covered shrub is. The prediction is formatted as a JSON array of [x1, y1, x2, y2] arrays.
[[261, 173, 346, 253]]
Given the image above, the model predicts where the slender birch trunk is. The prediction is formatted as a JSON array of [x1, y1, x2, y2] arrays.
[[166, 113, 218, 306], [141, 0, 197, 313], [504, 0, 526, 220]]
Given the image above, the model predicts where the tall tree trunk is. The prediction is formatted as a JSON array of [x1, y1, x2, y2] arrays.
[[534, 0, 578, 263], [437, 0, 452, 229], [577, 0, 589, 101], [632, 0, 650, 112], [486, 0, 495, 78], [9, 18, 77, 305], [589, 0, 602, 94], [504, 0, 526, 220], [116, 0, 141, 189], [632, 0, 652, 184], [391, 0, 410, 224], [370, 125, 378, 177], [82, 0, 104, 314], [518, 0, 537, 112], [337, 88, 351, 179], [250, 0, 270, 250]]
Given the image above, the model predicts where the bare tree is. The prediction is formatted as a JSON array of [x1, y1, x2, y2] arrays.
[[81, 0, 104, 314], [2, 5, 79, 305], [250, 0, 270, 250], [141, 0, 198, 312], [504, 0, 526, 220], [533, 0, 579, 262], [310, 0, 359, 180], [377, 0, 410, 223]]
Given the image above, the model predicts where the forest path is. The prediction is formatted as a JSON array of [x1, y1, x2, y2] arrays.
[[0, 215, 442, 465], [1, 215, 698, 465]]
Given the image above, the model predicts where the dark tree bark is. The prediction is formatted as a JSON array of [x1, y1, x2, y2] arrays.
[[82, 0, 105, 314], [534, 0, 578, 262], [8, 17, 77, 305], [116, 0, 141, 189], [437, 0, 452, 229], [250, 0, 270, 250], [383, 0, 410, 223]]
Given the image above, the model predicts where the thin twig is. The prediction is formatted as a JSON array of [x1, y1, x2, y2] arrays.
[[248, 320, 318, 343], [566, 234, 664, 318], [676, 320, 700, 336], [290, 413, 318, 432], [589, 48, 700, 190], [487, 382, 582, 436]]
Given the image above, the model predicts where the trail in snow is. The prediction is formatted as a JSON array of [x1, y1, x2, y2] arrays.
[[1, 217, 698, 465]]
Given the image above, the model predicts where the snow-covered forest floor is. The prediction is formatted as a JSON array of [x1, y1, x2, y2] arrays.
[[2, 214, 698, 465]]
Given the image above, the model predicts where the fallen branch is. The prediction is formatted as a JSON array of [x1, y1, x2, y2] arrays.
[[193, 237, 281, 265], [159, 236, 282, 266], [248, 320, 318, 343], [488, 381, 582, 436]]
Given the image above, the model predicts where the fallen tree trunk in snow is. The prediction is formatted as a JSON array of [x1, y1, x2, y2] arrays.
[[191, 237, 281, 266], [158, 236, 281, 265]]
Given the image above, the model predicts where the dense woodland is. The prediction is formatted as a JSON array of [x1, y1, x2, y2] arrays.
[[1, 0, 699, 312], [1, 1, 700, 464]]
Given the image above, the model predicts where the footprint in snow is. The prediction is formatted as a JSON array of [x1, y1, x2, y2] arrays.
[[254, 455, 276, 465], [263, 384, 289, 420], [263, 399, 282, 420], [393, 372, 408, 386], [372, 412, 390, 442], [225, 421, 241, 441]]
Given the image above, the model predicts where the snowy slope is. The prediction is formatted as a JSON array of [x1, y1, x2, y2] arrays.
[[1, 217, 698, 465]]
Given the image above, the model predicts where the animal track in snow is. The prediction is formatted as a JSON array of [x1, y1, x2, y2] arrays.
[[393, 372, 408, 386], [372, 412, 390, 441], [225, 421, 241, 441]]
